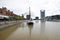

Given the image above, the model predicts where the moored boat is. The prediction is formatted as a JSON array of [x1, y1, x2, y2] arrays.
[[27, 21, 33, 25]]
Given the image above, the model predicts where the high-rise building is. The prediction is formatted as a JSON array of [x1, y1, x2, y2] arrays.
[[40, 10, 45, 19]]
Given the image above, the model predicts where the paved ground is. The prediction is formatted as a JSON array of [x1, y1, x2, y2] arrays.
[[0, 20, 22, 30]]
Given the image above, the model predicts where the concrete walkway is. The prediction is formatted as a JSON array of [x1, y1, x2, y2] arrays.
[[0, 21, 22, 30]]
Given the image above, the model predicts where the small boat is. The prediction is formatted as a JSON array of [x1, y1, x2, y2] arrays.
[[27, 22, 33, 25], [27, 20, 33, 25]]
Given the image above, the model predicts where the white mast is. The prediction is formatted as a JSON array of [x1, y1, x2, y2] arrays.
[[29, 7, 31, 20], [27, 0, 31, 20]]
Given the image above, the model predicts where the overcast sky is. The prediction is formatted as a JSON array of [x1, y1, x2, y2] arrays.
[[0, 0, 60, 18]]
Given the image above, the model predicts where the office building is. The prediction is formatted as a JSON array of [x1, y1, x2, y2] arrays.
[[40, 10, 45, 19]]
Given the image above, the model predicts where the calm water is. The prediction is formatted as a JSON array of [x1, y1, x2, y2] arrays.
[[0, 20, 60, 40]]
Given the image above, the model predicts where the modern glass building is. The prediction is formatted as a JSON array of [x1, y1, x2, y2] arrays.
[[40, 10, 45, 19]]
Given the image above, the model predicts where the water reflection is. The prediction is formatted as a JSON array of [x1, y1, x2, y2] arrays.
[[28, 25, 33, 40], [40, 21, 46, 40], [20, 21, 28, 29], [35, 20, 39, 23], [40, 21, 45, 33], [0, 24, 20, 40], [21, 22, 26, 27]]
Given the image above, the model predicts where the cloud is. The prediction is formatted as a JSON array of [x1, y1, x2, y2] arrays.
[[0, 0, 60, 18]]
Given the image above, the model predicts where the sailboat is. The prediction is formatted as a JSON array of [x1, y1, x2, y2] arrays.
[[27, 7, 33, 25]]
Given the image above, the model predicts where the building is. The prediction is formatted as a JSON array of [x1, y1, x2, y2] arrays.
[[40, 10, 45, 20], [0, 7, 18, 21], [0, 7, 25, 20], [45, 15, 60, 21], [26, 15, 30, 20]]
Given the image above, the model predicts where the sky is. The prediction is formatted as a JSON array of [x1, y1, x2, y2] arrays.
[[0, 0, 60, 18]]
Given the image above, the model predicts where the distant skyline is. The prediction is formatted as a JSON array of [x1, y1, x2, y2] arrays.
[[0, 0, 60, 18]]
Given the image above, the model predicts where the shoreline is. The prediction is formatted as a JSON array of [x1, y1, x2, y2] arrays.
[[0, 21, 22, 30]]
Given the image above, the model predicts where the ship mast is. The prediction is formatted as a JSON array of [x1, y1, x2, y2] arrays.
[[29, 7, 31, 20]]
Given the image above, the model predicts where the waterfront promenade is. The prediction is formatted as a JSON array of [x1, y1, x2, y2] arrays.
[[0, 20, 22, 30]]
